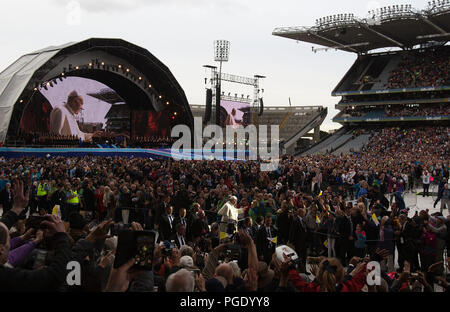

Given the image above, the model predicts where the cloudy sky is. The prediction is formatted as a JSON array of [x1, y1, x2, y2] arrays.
[[0, 0, 429, 131]]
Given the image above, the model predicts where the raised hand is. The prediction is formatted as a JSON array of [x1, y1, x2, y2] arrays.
[[131, 222, 144, 231], [105, 258, 142, 292], [86, 219, 114, 244], [40, 214, 66, 236], [11, 179, 30, 215]]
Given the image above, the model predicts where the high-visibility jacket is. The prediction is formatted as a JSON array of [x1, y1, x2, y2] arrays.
[[37, 183, 48, 197], [66, 190, 79, 204]]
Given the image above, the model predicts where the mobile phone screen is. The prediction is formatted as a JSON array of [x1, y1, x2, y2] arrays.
[[134, 233, 155, 269], [114, 230, 155, 270]]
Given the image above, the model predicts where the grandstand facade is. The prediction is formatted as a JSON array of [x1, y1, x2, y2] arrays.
[[273, 2, 450, 155]]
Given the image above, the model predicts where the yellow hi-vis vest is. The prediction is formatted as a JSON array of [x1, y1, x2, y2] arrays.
[[37, 183, 47, 197], [66, 190, 79, 204]]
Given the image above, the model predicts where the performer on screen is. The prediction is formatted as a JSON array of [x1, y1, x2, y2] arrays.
[[224, 108, 242, 129], [49, 91, 102, 141]]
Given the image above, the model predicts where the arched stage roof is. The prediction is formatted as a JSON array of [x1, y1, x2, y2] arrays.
[[0, 38, 193, 143]]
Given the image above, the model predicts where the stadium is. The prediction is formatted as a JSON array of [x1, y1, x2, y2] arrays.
[[0, 0, 449, 296]]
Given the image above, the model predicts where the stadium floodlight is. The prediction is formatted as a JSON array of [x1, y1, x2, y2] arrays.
[[214, 40, 230, 62]]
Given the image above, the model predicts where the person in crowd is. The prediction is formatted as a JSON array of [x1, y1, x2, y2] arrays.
[[256, 215, 277, 265], [0, 183, 13, 215], [159, 205, 175, 242], [354, 223, 366, 258]]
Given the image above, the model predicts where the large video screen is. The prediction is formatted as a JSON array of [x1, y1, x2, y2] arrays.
[[131, 110, 172, 138], [20, 76, 130, 140], [219, 99, 251, 128]]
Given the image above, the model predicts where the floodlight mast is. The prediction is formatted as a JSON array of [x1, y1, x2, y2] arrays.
[[213, 40, 230, 125]]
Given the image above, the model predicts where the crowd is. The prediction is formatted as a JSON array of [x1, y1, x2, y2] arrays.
[[0, 125, 449, 292], [340, 90, 450, 104], [341, 105, 450, 118], [386, 48, 450, 89], [385, 105, 450, 117]]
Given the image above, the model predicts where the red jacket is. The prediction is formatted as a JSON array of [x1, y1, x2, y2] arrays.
[[288, 268, 367, 292]]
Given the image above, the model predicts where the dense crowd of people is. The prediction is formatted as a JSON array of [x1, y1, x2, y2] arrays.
[[0, 125, 449, 292], [341, 105, 450, 118], [340, 90, 450, 104], [386, 48, 450, 89], [385, 105, 450, 117]]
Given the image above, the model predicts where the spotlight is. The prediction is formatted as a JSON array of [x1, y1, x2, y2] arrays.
[[75, 66, 79, 70], [33, 88, 37, 91], [138, 76, 142, 80], [159, 95, 162, 99], [89, 63, 92, 67], [148, 84, 152, 88], [19, 100, 23, 103], [61, 72, 65, 76], [126, 68, 130, 72], [118, 64, 122, 68], [101, 62, 105, 66], [174, 112, 177, 115], [166, 101, 169, 105], [46, 82, 50, 86]]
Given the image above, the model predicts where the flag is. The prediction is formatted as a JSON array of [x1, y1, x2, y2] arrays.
[[323, 239, 328, 247], [267, 237, 277, 244], [316, 215, 320, 224], [52, 205, 61, 219], [220, 232, 230, 240], [372, 213, 380, 226], [319, 191, 323, 197]]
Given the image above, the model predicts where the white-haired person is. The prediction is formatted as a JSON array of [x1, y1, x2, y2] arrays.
[[49, 91, 103, 142], [217, 195, 244, 233], [165, 268, 206, 292]]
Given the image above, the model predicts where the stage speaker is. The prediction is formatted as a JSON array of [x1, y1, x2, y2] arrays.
[[258, 98, 264, 116], [204, 88, 212, 124], [215, 85, 221, 125]]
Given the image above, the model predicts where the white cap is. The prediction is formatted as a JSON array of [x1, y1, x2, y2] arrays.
[[180, 255, 194, 268]]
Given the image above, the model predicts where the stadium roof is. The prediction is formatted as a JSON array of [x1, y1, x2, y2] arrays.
[[0, 38, 193, 142], [272, 2, 450, 53]]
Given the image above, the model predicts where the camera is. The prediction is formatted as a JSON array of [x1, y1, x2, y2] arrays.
[[26, 216, 47, 230], [221, 243, 241, 261]]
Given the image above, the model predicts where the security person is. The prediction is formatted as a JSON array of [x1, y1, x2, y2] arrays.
[[65, 183, 80, 221], [36, 180, 50, 213]]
